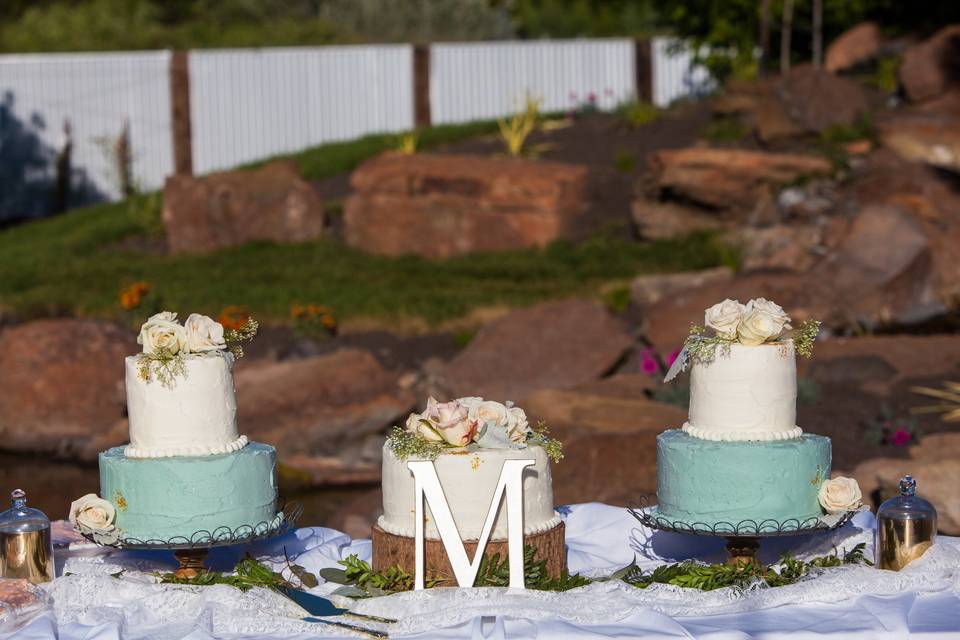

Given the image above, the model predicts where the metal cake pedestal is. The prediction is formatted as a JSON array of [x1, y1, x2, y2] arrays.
[[82, 501, 302, 577], [629, 496, 858, 565]]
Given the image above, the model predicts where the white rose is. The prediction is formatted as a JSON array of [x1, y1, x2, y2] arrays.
[[505, 405, 530, 443], [183, 313, 226, 353], [468, 400, 510, 429], [69, 494, 116, 532], [704, 299, 746, 339], [737, 298, 792, 346], [405, 411, 444, 442], [425, 398, 476, 447], [137, 313, 187, 355], [818, 477, 863, 514]]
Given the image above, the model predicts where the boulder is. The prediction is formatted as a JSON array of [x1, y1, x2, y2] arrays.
[[437, 299, 633, 401], [162, 160, 325, 254], [235, 348, 415, 484], [880, 111, 960, 174], [812, 205, 938, 326], [344, 152, 589, 258], [899, 25, 960, 102], [733, 223, 826, 273], [825, 22, 882, 73], [756, 65, 870, 141], [0, 319, 134, 459], [631, 198, 729, 239], [852, 433, 960, 534], [630, 267, 734, 311], [648, 148, 832, 211]]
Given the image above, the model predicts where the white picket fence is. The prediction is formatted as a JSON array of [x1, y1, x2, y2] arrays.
[[0, 38, 711, 215]]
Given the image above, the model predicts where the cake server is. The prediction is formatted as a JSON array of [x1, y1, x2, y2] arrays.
[[302, 616, 389, 638], [278, 585, 397, 623]]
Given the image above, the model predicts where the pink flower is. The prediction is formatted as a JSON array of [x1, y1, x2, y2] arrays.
[[641, 354, 658, 374], [891, 429, 912, 447], [587, 92, 597, 103], [604, 88, 614, 96]]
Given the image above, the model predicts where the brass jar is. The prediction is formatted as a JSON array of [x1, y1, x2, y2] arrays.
[[0, 490, 55, 583], [875, 475, 937, 571]]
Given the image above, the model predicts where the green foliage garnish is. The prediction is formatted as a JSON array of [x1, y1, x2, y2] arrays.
[[224, 317, 259, 360], [527, 420, 563, 463], [135, 347, 186, 388], [158, 556, 317, 592], [386, 426, 446, 461], [324, 546, 590, 596], [622, 543, 871, 592], [683, 324, 735, 366], [791, 319, 821, 358]]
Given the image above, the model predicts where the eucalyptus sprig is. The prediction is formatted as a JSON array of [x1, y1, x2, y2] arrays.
[[526, 420, 564, 463], [225, 317, 259, 360]]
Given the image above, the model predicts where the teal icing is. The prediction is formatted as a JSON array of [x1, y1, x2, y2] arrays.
[[656, 429, 831, 527], [99, 442, 278, 541]]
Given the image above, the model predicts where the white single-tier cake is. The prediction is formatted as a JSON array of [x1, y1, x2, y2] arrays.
[[683, 340, 801, 442], [377, 443, 561, 540], [124, 351, 248, 458]]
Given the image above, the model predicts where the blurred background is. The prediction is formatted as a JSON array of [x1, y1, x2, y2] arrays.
[[2, 0, 960, 537]]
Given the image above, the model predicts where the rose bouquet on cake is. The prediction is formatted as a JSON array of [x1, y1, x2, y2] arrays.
[[387, 397, 563, 462], [135, 311, 258, 387]]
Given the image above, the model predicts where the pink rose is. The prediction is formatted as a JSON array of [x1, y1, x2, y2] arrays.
[[425, 398, 476, 447]]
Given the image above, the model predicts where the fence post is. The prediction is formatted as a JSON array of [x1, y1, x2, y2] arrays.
[[413, 44, 432, 128], [170, 50, 193, 176], [634, 39, 653, 104]]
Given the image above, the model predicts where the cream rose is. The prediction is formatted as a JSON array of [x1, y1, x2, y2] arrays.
[[704, 299, 746, 339], [137, 312, 187, 355], [818, 477, 863, 514], [405, 411, 444, 442], [505, 405, 530, 443], [425, 398, 476, 447], [468, 400, 510, 429], [184, 313, 226, 353], [69, 494, 116, 532], [737, 298, 791, 346]]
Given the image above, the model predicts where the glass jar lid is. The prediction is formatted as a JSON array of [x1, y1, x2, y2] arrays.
[[877, 475, 937, 522], [0, 489, 51, 533]]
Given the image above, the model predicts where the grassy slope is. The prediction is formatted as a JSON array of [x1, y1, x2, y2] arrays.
[[0, 120, 736, 327]]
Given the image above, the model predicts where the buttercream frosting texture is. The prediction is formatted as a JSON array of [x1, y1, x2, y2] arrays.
[[378, 443, 560, 540], [125, 352, 247, 458]]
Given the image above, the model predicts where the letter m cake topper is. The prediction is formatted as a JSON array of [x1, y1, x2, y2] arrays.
[[406, 459, 534, 589]]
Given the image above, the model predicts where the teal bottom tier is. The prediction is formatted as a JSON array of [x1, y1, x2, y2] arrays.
[[99, 442, 278, 542], [656, 429, 831, 527]]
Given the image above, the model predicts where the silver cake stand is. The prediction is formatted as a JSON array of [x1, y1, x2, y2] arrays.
[[81, 501, 302, 577], [629, 495, 858, 565]]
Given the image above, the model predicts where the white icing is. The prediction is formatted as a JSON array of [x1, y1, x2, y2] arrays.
[[378, 443, 561, 540], [124, 352, 247, 458], [686, 340, 800, 442]]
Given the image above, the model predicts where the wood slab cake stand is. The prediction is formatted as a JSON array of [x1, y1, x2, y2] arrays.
[[372, 521, 566, 581]]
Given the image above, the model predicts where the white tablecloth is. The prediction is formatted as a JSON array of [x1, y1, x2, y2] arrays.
[[5, 503, 960, 639]]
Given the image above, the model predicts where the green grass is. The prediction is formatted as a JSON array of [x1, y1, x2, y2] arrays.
[[617, 101, 661, 129], [254, 120, 504, 182], [0, 197, 732, 327]]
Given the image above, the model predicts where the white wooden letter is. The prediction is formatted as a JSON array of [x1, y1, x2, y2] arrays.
[[407, 458, 534, 590]]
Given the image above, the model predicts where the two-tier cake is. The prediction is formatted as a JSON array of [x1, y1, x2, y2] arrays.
[[70, 312, 278, 543], [655, 298, 861, 527]]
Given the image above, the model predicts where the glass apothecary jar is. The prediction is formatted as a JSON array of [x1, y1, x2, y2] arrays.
[[0, 490, 55, 583], [875, 475, 937, 571]]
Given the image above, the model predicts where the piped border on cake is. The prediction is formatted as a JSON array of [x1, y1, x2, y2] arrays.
[[124, 434, 249, 458], [681, 422, 803, 442]]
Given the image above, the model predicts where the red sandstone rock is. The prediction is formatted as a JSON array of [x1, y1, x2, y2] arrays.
[[899, 25, 960, 103], [825, 22, 881, 73]]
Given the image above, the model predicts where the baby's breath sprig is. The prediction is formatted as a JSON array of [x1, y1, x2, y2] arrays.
[[136, 348, 186, 388], [792, 319, 821, 358], [224, 317, 259, 360], [683, 324, 735, 366], [387, 426, 446, 460], [526, 420, 564, 463]]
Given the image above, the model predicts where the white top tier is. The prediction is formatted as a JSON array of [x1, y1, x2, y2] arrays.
[[124, 352, 248, 458], [683, 340, 801, 442]]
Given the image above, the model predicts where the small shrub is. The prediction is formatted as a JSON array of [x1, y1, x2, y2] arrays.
[[618, 100, 660, 128], [603, 285, 631, 313], [498, 95, 541, 157], [701, 116, 748, 143], [613, 149, 636, 173], [872, 56, 900, 94], [394, 131, 418, 155], [863, 405, 921, 447]]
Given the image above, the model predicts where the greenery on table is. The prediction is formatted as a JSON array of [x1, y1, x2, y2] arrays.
[[622, 543, 872, 592], [321, 546, 591, 597], [158, 556, 318, 592]]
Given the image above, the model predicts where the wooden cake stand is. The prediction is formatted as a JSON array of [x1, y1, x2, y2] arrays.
[[372, 521, 566, 581]]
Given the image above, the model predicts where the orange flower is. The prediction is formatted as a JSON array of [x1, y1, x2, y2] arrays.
[[291, 304, 307, 319], [218, 305, 250, 331], [321, 314, 337, 329], [118, 282, 150, 310]]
